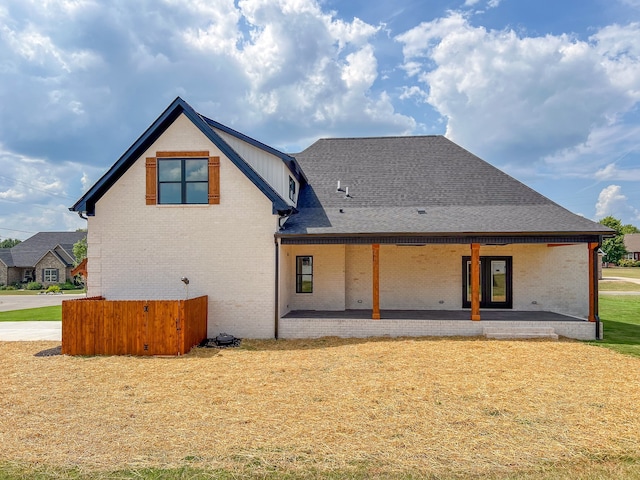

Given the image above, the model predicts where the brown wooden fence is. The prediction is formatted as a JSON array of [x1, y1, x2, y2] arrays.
[[62, 296, 208, 356]]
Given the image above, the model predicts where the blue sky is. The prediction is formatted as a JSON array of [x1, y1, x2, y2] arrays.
[[0, 0, 639, 240]]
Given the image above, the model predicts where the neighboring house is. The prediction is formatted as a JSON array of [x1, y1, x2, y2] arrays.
[[623, 233, 640, 261], [0, 231, 87, 287], [70, 98, 612, 340]]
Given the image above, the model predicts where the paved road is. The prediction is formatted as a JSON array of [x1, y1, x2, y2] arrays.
[[0, 293, 86, 312], [0, 294, 84, 341]]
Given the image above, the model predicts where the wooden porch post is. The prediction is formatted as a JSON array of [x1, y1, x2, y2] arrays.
[[588, 242, 598, 322], [471, 243, 481, 321], [372, 243, 381, 320]]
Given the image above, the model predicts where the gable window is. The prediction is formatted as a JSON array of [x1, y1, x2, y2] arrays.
[[146, 151, 220, 205], [296, 256, 313, 293], [289, 176, 296, 201], [158, 158, 208, 204], [43, 268, 58, 283]]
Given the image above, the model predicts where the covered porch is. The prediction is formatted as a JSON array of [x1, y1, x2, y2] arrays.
[[277, 235, 603, 341]]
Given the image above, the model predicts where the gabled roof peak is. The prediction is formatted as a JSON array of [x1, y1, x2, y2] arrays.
[[70, 97, 301, 215]]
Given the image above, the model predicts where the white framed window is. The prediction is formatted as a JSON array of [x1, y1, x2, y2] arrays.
[[44, 268, 58, 282]]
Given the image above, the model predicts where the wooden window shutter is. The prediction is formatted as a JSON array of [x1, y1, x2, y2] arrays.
[[145, 157, 157, 205], [208, 156, 220, 204]]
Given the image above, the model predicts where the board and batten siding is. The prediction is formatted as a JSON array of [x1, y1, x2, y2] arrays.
[[87, 113, 279, 338], [214, 128, 298, 206]]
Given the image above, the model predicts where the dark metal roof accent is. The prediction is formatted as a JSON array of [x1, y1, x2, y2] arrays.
[[70, 97, 291, 215], [279, 234, 603, 245], [203, 116, 307, 184]]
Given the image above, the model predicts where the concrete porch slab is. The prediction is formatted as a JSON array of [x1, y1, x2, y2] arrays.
[[280, 310, 599, 340]]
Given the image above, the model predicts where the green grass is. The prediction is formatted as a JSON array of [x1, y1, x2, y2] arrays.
[[0, 288, 85, 295], [599, 280, 640, 291], [1, 459, 640, 480], [0, 305, 61, 322], [593, 295, 640, 357], [602, 266, 640, 279], [0, 290, 44, 295]]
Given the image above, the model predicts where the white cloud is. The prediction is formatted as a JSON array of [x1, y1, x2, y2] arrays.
[[0, 0, 415, 167], [595, 163, 640, 181], [208, 0, 414, 137], [395, 13, 640, 171], [399, 85, 429, 102], [341, 45, 377, 89], [595, 184, 640, 220], [176, 0, 242, 55], [1, 20, 101, 74], [0, 146, 93, 237], [464, 0, 502, 9], [329, 17, 380, 50]]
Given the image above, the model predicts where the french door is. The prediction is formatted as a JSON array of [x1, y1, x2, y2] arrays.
[[462, 256, 512, 309]]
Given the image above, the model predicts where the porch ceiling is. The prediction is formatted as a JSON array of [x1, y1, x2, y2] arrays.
[[282, 310, 584, 322], [279, 234, 603, 245]]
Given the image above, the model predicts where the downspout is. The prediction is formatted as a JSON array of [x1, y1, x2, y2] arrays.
[[274, 236, 279, 340], [595, 236, 602, 340], [275, 207, 297, 339]]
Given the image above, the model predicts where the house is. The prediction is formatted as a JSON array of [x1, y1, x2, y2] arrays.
[[623, 233, 640, 261], [70, 98, 612, 340], [0, 231, 87, 287]]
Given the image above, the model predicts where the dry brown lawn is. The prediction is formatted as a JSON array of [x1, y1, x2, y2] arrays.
[[2, 337, 640, 478]]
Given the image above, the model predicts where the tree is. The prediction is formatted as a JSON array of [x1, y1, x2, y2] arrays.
[[0, 238, 21, 248], [72, 236, 87, 266], [598, 216, 637, 264]]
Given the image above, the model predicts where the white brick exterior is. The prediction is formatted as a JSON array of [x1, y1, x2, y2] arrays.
[[86, 112, 594, 340], [279, 318, 598, 340], [281, 244, 346, 312], [87, 114, 278, 338]]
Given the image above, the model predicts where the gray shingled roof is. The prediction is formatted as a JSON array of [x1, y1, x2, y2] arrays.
[[280, 136, 611, 237], [0, 249, 14, 267], [624, 233, 640, 252], [9, 232, 87, 267]]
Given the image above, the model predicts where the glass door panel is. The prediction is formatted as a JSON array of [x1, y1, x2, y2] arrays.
[[462, 256, 512, 309], [490, 260, 507, 303], [465, 260, 482, 303]]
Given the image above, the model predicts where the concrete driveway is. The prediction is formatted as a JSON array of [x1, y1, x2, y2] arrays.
[[0, 293, 85, 341], [0, 321, 61, 341], [0, 293, 86, 312]]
